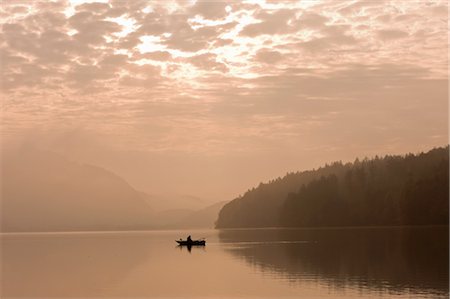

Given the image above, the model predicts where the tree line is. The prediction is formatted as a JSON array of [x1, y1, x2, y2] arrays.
[[216, 146, 449, 228]]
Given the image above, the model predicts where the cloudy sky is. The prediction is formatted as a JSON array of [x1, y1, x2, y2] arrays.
[[1, 0, 448, 201]]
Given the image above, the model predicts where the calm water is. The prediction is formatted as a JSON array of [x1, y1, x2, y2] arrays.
[[1, 226, 448, 298]]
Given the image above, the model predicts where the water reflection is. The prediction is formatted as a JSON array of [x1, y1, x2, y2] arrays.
[[2, 228, 448, 298], [219, 226, 449, 297], [1, 232, 152, 297], [176, 244, 207, 253]]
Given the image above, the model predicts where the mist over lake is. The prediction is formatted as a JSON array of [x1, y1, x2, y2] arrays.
[[2, 227, 447, 298]]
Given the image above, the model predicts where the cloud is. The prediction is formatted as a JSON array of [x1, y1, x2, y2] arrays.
[[296, 24, 358, 52], [187, 53, 228, 72], [213, 38, 233, 48], [163, 20, 237, 52], [297, 12, 328, 29], [377, 29, 409, 41], [1, 61, 49, 90], [239, 9, 297, 37], [135, 11, 178, 36], [69, 11, 122, 45], [163, 22, 219, 52], [189, 0, 229, 20], [430, 4, 448, 17], [2, 0, 445, 95], [118, 63, 162, 88], [338, 0, 387, 16], [254, 49, 284, 64], [139, 51, 172, 61], [1, 0, 447, 162]]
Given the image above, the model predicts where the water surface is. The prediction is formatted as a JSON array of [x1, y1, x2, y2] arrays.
[[1, 226, 448, 298]]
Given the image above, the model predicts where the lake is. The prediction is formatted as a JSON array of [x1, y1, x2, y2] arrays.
[[1, 226, 448, 298]]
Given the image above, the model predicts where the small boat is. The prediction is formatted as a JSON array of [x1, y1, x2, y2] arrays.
[[176, 239, 206, 246]]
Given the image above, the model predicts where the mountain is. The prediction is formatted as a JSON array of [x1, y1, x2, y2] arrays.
[[1, 148, 156, 232], [140, 192, 210, 212], [146, 201, 228, 229], [216, 146, 449, 228], [152, 208, 194, 228], [172, 201, 228, 229]]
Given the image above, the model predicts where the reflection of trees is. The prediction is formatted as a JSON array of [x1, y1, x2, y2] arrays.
[[219, 227, 449, 295]]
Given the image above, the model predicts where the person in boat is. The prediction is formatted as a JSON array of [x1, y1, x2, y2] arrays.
[[187, 235, 192, 242]]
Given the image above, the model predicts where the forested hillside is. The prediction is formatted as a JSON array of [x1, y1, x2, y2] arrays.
[[216, 147, 449, 228]]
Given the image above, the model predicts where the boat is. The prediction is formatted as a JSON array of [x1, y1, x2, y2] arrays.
[[176, 239, 206, 246]]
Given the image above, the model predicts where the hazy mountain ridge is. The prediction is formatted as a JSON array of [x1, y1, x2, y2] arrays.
[[140, 192, 210, 212], [171, 201, 228, 229], [1, 149, 225, 232], [2, 149, 154, 232], [216, 146, 449, 228]]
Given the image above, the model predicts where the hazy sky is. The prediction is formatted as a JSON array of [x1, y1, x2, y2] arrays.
[[1, 0, 448, 201]]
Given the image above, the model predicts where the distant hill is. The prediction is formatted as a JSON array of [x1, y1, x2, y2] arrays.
[[1, 148, 227, 232], [145, 201, 227, 229], [140, 192, 211, 212], [152, 208, 194, 228], [172, 201, 227, 229], [216, 146, 449, 228], [1, 149, 156, 232]]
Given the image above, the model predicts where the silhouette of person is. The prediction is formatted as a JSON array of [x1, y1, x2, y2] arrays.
[[187, 235, 192, 242]]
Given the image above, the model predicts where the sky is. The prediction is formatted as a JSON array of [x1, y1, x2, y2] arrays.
[[1, 0, 448, 202]]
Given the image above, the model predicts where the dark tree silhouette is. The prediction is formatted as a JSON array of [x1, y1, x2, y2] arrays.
[[216, 146, 449, 228]]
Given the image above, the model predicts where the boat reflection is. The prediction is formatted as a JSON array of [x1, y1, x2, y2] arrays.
[[176, 244, 206, 253]]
